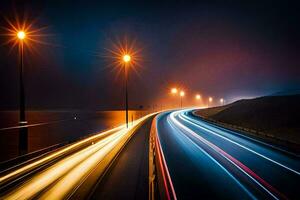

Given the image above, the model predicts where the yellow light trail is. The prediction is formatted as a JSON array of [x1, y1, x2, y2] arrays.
[[0, 125, 123, 185], [1, 113, 155, 200]]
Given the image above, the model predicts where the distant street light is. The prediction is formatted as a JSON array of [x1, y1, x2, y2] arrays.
[[220, 98, 224, 105], [123, 54, 131, 128], [171, 88, 178, 94], [208, 97, 213, 107], [195, 94, 201, 100], [180, 91, 185, 108]]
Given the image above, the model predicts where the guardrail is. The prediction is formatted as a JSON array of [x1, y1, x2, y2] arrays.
[[149, 116, 177, 200]]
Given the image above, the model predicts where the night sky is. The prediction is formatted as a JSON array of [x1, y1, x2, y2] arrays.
[[0, 0, 299, 110]]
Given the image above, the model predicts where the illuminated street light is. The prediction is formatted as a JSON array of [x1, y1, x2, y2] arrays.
[[208, 97, 213, 107], [195, 94, 201, 100], [180, 91, 185, 108], [104, 37, 142, 127], [5, 19, 48, 155], [123, 54, 131, 63], [123, 54, 131, 128], [220, 98, 224, 105], [180, 91, 185, 97], [16, 30, 27, 125], [171, 88, 178, 94], [17, 31, 26, 40]]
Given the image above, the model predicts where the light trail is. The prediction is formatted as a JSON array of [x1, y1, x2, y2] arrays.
[[155, 121, 177, 200], [166, 117, 256, 200], [39, 128, 129, 199], [168, 111, 286, 200], [179, 113, 300, 175], [1, 113, 155, 200], [0, 125, 123, 185]]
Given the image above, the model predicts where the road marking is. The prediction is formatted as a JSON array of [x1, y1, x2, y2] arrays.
[[179, 113, 300, 176], [169, 111, 287, 200]]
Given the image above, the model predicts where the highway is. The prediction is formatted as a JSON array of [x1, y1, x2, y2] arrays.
[[90, 117, 152, 199], [0, 113, 155, 200], [156, 110, 300, 200]]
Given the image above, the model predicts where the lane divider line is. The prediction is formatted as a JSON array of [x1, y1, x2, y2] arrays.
[[170, 111, 288, 200], [179, 113, 300, 176], [166, 116, 256, 200]]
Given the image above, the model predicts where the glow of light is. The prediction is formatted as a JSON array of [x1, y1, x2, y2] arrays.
[[209, 97, 213, 102], [170, 111, 286, 200], [180, 91, 185, 97], [195, 94, 201, 100], [179, 113, 300, 176], [104, 37, 142, 77], [123, 54, 131, 63], [220, 98, 224, 103], [3, 17, 49, 54], [166, 113, 255, 199], [1, 113, 157, 199], [17, 31, 26, 40], [171, 88, 178, 94]]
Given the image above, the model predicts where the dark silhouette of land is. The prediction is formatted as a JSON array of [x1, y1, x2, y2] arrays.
[[196, 94, 300, 145]]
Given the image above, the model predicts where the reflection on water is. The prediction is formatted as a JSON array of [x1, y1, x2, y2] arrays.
[[0, 110, 149, 162]]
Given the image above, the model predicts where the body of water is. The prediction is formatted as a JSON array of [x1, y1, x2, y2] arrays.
[[0, 110, 148, 162]]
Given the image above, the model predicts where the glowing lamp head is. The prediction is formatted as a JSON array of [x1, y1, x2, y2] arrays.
[[180, 91, 185, 97], [123, 54, 131, 63], [17, 31, 26, 40], [195, 94, 201, 100], [209, 97, 213, 102], [220, 98, 224, 103], [171, 88, 178, 94]]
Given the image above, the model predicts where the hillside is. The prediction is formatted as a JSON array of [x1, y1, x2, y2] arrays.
[[195, 95, 300, 144]]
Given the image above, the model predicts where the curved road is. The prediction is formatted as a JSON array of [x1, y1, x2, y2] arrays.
[[0, 114, 154, 200], [156, 110, 300, 200]]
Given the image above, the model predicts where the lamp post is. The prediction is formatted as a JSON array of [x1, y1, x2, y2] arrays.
[[180, 91, 185, 108], [171, 88, 178, 94], [208, 97, 213, 107], [17, 30, 28, 155], [195, 94, 201, 106], [17, 31, 27, 125], [123, 54, 131, 128], [220, 98, 224, 106], [170, 88, 178, 108]]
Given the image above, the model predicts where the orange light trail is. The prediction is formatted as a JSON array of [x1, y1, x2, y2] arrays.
[[0, 113, 157, 199]]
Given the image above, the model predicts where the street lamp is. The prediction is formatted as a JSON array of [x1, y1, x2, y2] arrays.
[[195, 94, 201, 100], [17, 30, 27, 125], [220, 98, 224, 105], [123, 54, 131, 128], [171, 88, 178, 94], [208, 97, 213, 107], [5, 20, 47, 155], [17, 31, 26, 40], [123, 54, 131, 63], [15, 30, 28, 155], [180, 91, 185, 108], [195, 94, 201, 107]]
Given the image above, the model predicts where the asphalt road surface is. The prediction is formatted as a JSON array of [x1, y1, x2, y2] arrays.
[[156, 110, 300, 200], [90, 118, 151, 199]]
